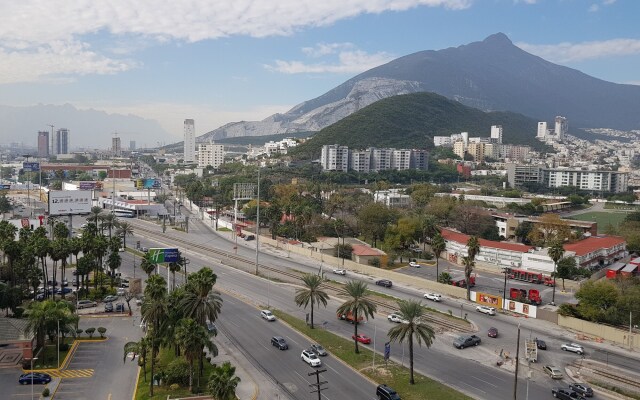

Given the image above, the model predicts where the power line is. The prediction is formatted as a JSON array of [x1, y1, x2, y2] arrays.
[[308, 369, 328, 400]]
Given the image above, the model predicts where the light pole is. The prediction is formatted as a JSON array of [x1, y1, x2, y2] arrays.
[[30, 356, 39, 400], [255, 166, 260, 275], [23, 154, 31, 209], [57, 319, 60, 368]]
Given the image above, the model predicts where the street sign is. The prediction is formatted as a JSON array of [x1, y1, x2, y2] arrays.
[[148, 248, 180, 263], [22, 162, 40, 172]]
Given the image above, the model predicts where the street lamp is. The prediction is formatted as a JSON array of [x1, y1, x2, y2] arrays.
[[22, 154, 32, 210], [30, 356, 39, 400]]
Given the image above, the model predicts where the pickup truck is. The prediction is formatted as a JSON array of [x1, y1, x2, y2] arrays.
[[453, 334, 481, 349]]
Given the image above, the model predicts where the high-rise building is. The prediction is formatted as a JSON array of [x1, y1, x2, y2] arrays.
[[112, 136, 121, 155], [555, 116, 568, 140], [54, 128, 69, 155], [184, 119, 196, 163], [37, 131, 49, 158], [320, 144, 349, 172], [129, 141, 136, 151], [537, 122, 547, 138], [197, 143, 225, 168], [490, 125, 503, 144]]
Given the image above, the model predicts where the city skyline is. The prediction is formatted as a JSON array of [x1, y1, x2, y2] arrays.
[[0, 0, 638, 145]]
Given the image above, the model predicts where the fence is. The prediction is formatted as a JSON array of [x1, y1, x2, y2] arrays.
[[558, 315, 640, 350]]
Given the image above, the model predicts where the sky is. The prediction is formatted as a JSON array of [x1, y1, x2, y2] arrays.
[[1, 0, 639, 146]]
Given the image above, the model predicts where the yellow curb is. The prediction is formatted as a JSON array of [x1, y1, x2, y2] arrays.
[[79, 313, 129, 318], [60, 341, 79, 370], [50, 377, 62, 399], [76, 338, 109, 342], [132, 366, 141, 400]]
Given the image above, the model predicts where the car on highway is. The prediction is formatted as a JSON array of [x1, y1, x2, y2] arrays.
[[476, 305, 496, 315], [561, 343, 585, 355], [535, 338, 547, 350], [569, 383, 593, 397], [261, 310, 276, 321], [423, 293, 442, 302], [376, 384, 401, 400], [271, 336, 288, 350], [453, 334, 481, 349], [301, 349, 322, 367], [543, 365, 564, 379], [387, 313, 409, 324], [488, 327, 498, 338], [104, 295, 119, 303], [408, 261, 421, 268], [18, 372, 52, 385], [352, 334, 371, 344], [244, 234, 255, 241], [375, 279, 393, 288], [77, 299, 97, 309], [104, 302, 114, 312], [551, 387, 586, 400], [333, 269, 346, 275], [310, 344, 327, 356]]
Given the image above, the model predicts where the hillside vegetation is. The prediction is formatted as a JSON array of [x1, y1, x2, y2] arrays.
[[291, 92, 542, 159]]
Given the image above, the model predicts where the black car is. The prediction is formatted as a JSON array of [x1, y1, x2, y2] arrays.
[[375, 279, 393, 288], [115, 303, 125, 312], [206, 321, 218, 335], [376, 384, 401, 400], [569, 383, 593, 397], [271, 336, 288, 350], [535, 338, 547, 350], [551, 388, 586, 400], [104, 302, 114, 312]]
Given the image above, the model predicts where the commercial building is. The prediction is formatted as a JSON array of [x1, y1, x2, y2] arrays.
[[197, 142, 225, 169], [112, 136, 121, 156], [37, 131, 49, 158], [54, 128, 69, 155], [184, 119, 196, 163]]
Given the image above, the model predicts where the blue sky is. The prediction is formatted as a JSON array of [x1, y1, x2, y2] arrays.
[[1, 0, 638, 146]]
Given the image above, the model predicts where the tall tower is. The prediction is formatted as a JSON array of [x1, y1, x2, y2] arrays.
[[112, 133, 121, 156], [537, 122, 547, 138], [554, 116, 568, 140], [55, 128, 69, 155], [490, 125, 503, 144], [184, 119, 195, 163], [37, 131, 49, 158]]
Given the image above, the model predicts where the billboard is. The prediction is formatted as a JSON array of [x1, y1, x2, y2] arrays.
[[79, 181, 97, 190], [23, 162, 40, 172], [0, 184, 10, 190], [48, 190, 92, 216], [148, 248, 180, 263], [136, 178, 161, 189]]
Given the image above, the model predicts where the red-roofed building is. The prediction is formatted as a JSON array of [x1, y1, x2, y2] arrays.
[[563, 236, 627, 269], [441, 228, 533, 268], [351, 244, 387, 265]]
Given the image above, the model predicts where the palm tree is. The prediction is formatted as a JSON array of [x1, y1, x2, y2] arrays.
[[33, 236, 51, 298], [387, 300, 435, 385], [336, 280, 377, 353], [140, 253, 156, 277], [88, 206, 103, 226], [175, 318, 213, 392], [466, 235, 480, 261], [116, 221, 134, 248], [169, 262, 182, 290], [294, 273, 329, 329], [101, 213, 118, 238], [123, 337, 150, 380], [462, 256, 475, 301], [431, 232, 446, 279], [208, 361, 241, 400], [180, 267, 223, 326], [141, 274, 168, 397], [548, 240, 564, 306]]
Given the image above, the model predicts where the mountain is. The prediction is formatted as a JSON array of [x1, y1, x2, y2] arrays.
[[290, 92, 541, 159], [0, 104, 171, 149], [200, 33, 640, 141]]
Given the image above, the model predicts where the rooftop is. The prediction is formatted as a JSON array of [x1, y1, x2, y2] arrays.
[[441, 228, 534, 253], [563, 236, 626, 256]]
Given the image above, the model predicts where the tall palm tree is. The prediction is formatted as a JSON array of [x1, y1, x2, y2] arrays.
[[123, 337, 150, 380], [169, 262, 182, 290], [548, 240, 564, 306], [431, 232, 446, 280], [294, 273, 329, 329], [180, 267, 222, 326], [88, 206, 103, 226], [140, 253, 156, 277], [175, 318, 213, 392], [101, 213, 118, 238], [462, 256, 475, 301], [116, 221, 134, 248], [336, 280, 377, 353], [387, 300, 435, 385], [466, 235, 480, 261], [141, 274, 168, 397], [208, 361, 241, 400]]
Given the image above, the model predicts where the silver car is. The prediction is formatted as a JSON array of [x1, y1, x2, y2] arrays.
[[561, 343, 585, 355]]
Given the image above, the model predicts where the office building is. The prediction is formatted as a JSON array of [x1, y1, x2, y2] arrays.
[[490, 125, 503, 144], [129, 141, 136, 151], [54, 128, 69, 155], [112, 136, 121, 156], [555, 116, 568, 140], [197, 143, 225, 168], [184, 119, 196, 163], [37, 131, 49, 158], [320, 144, 349, 172]]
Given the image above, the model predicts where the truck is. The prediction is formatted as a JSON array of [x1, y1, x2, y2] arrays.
[[524, 338, 537, 363], [509, 288, 542, 305], [337, 311, 363, 324], [452, 276, 476, 288], [543, 276, 555, 287]]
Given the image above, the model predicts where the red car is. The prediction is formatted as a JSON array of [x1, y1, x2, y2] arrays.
[[488, 327, 498, 338], [352, 334, 371, 344]]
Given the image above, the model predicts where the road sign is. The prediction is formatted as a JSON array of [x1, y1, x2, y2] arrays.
[[23, 162, 40, 172], [148, 248, 180, 263]]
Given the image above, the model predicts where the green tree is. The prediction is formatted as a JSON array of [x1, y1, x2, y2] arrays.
[[88, 206, 103, 226], [556, 257, 577, 291], [575, 280, 619, 323], [462, 256, 475, 301], [294, 274, 329, 329], [116, 221, 134, 248], [140, 253, 156, 277], [431, 232, 446, 281], [141, 274, 168, 397], [175, 318, 213, 392], [357, 202, 397, 247], [336, 280, 377, 353], [387, 300, 436, 385], [548, 240, 564, 305], [123, 337, 150, 380], [438, 272, 453, 285], [208, 361, 241, 400]]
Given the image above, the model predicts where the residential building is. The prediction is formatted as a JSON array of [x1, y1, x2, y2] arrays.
[[467, 142, 486, 162], [197, 142, 225, 169], [350, 149, 372, 172], [37, 131, 49, 158], [490, 125, 503, 144], [321, 145, 428, 172], [184, 119, 196, 163], [371, 148, 393, 171], [320, 144, 349, 172], [374, 189, 411, 208], [537, 122, 547, 139], [112, 136, 121, 156], [506, 164, 544, 188], [433, 136, 453, 147], [391, 149, 411, 170], [453, 141, 466, 159], [543, 168, 629, 193], [501, 144, 531, 161], [411, 149, 429, 170], [555, 116, 568, 140], [54, 128, 69, 155]]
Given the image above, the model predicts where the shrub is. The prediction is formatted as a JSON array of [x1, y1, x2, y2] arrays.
[[169, 383, 180, 391], [164, 358, 189, 386], [85, 327, 96, 338], [42, 388, 50, 397], [76, 329, 83, 336], [368, 258, 381, 268], [13, 307, 25, 318], [60, 343, 70, 351], [97, 327, 107, 338]]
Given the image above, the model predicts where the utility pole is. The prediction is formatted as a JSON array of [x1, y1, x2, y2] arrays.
[[255, 166, 260, 275], [514, 323, 521, 400], [308, 369, 328, 400]]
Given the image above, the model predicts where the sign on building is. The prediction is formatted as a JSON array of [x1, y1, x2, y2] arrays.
[[48, 190, 92, 216], [23, 162, 40, 172], [148, 248, 180, 263]]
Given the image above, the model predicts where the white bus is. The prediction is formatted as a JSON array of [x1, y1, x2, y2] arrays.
[[114, 210, 135, 218]]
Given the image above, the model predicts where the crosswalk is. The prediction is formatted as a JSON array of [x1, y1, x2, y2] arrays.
[[47, 369, 94, 379]]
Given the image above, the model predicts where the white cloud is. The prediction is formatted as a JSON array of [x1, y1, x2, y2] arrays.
[[603, 0, 616, 5], [514, 0, 537, 4], [266, 48, 395, 74], [517, 38, 640, 63], [302, 43, 355, 58], [0, 0, 470, 83], [588, 4, 600, 12]]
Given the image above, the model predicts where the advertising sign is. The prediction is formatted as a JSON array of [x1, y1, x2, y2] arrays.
[[23, 162, 40, 172], [148, 248, 180, 263], [0, 184, 10, 190], [136, 178, 161, 189], [48, 190, 92, 216], [476, 292, 502, 309], [79, 181, 97, 190]]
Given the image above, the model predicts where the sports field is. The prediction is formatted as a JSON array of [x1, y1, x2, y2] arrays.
[[568, 211, 629, 233]]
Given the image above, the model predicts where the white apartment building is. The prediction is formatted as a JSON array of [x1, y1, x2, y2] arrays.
[[264, 138, 298, 156], [320, 144, 349, 172], [555, 116, 568, 140], [350, 149, 372, 172], [537, 122, 548, 139], [184, 119, 196, 163], [391, 149, 412, 170], [433, 136, 453, 147], [373, 190, 411, 208], [371, 148, 393, 172], [197, 143, 225, 169], [490, 125, 503, 144], [545, 169, 628, 192]]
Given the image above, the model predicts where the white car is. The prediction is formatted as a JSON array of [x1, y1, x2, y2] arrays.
[[301, 350, 322, 367], [424, 293, 442, 302], [561, 343, 585, 355], [409, 261, 422, 268], [387, 313, 409, 324], [476, 306, 497, 315], [333, 269, 346, 275], [261, 309, 276, 321]]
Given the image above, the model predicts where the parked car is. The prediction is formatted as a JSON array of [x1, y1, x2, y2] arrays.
[[56, 287, 73, 295], [301, 350, 322, 367], [543, 365, 564, 379], [77, 300, 97, 309], [104, 302, 114, 312], [551, 387, 586, 400], [115, 303, 125, 312], [375, 279, 393, 288], [310, 344, 327, 356], [104, 295, 119, 303], [409, 261, 421, 268], [387, 313, 409, 324], [352, 334, 371, 344], [333, 269, 346, 275], [376, 384, 401, 400], [424, 293, 442, 302], [488, 327, 498, 338], [561, 343, 585, 355], [61, 279, 68, 287], [453, 334, 481, 349], [18, 372, 52, 385], [569, 383, 593, 397], [206, 321, 218, 335], [116, 288, 126, 296], [535, 338, 547, 350], [476, 305, 496, 315], [261, 309, 276, 321], [271, 336, 288, 350], [244, 234, 255, 241]]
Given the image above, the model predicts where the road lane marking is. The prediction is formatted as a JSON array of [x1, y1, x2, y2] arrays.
[[459, 381, 487, 394], [469, 375, 499, 388], [285, 336, 300, 346]]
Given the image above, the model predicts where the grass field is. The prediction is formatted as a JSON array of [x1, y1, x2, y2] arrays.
[[568, 211, 629, 233]]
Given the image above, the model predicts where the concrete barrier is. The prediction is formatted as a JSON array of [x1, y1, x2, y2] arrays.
[[558, 315, 640, 350]]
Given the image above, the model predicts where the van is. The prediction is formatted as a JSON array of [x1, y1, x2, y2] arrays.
[[376, 384, 401, 400]]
